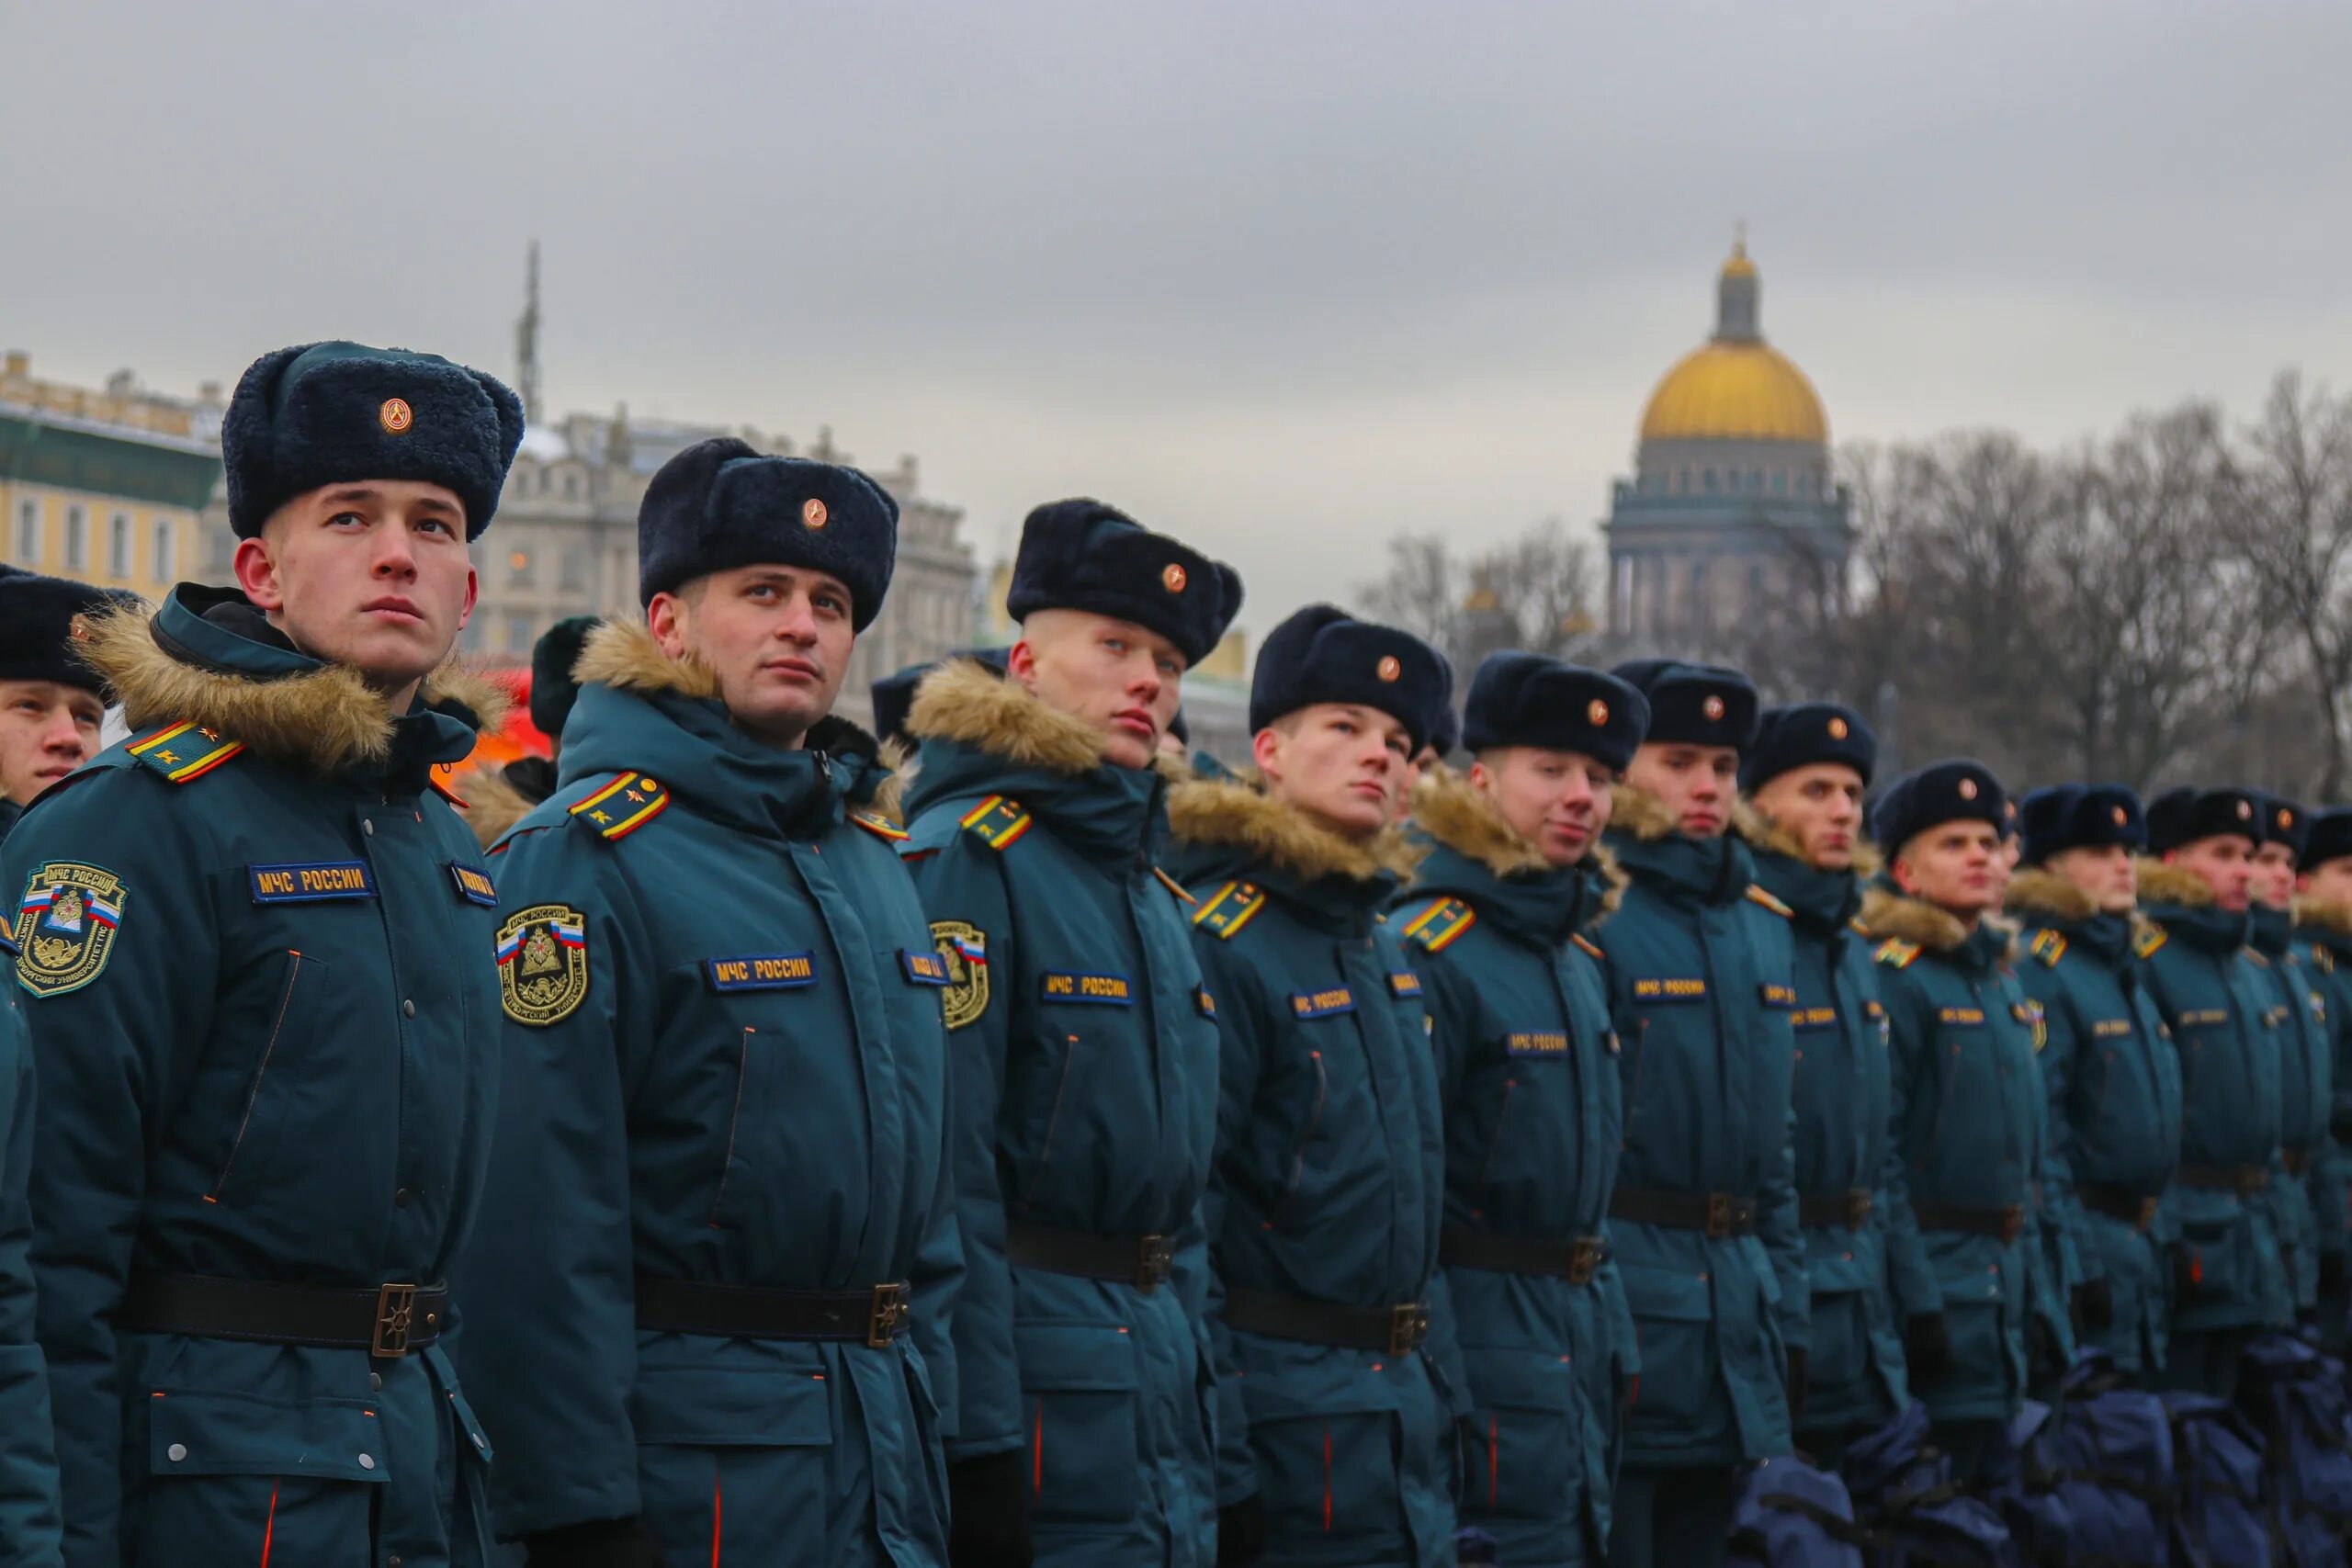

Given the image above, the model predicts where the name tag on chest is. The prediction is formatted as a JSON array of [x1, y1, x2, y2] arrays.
[[1634, 976, 1707, 1004], [1290, 987, 1357, 1020], [1041, 971, 1136, 1006], [1507, 1031, 1568, 1057], [707, 953, 818, 991], [249, 860, 377, 903]]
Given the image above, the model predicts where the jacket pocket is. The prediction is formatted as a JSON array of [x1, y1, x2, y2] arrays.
[[1015, 1323, 1141, 1527], [132, 1388, 384, 1568], [1619, 1265, 1718, 1428], [209, 950, 329, 1201], [709, 1028, 755, 1226], [632, 1366, 833, 1568], [1460, 1346, 1584, 1532]]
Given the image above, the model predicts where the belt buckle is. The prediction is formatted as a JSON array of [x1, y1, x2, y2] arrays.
[[1387, 1303, 1430, 1357], [1136, 1234, 1173, 1292], [866, 1283, 910, 1349], [1566, 1237, 1602, 1286], [1705, 1192, 1733, 1240], [372, 1283, 418, 1359], [1846, 1190, 1873, 1230], [1998, 1204, 2026, 1245], [2242, 1167, 2270, 1197], [2135, 1196, 2159, 1231]]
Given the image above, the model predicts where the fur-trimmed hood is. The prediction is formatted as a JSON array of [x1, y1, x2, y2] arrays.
[[462, 761, 540, 851], [83, 591, 507, 778], [906, 656, 1104, 776], [1409, 765, 1625, 916], [2135, 856, 2215, 910], [1858, 884, 1974, 954], [2294, 895, 2352, 941], [572, 617, 722, 703], [1609, 782, 1682, 842], [1732, 803, 1884, 878], [1166, 773, 1420, 887], [2005, 865, 2100, 924]]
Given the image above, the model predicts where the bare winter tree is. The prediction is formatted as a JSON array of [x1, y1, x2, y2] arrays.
[[1352, 517, 1601, 678]]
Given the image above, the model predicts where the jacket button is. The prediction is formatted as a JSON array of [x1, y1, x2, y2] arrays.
[[402, 999, 416, 1018], [394, 1188, 411, 1208], [357, 1452, 375, 1471], [166, 1443, 187, 1462], [363, 819, 375, 837], [370, 1372, 382, 1391]]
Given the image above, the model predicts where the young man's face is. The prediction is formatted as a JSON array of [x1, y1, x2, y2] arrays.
[[1894, 819, 2002, 916], [1255, 703, 1411, 841], [2168, 834, 2255, 913], [2047, 842, 2138, 914], [2251, 841, 2299, 911], [649, 563, 855, 747], [1623, 742, 1739, 838], [236, 480, 476, 708], [1471, 745, 1615, 867], [1011, 609, 1185, 771], [0, 679, 103, 806], [2301, 857, 2352, 909], [1748, 762, 1865, 871]]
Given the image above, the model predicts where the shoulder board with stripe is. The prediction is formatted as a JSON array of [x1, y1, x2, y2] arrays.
[[851, 811, 909, 843], [1571, 932, 1606, 962], [1153, 866, 1198, 905], [956, 795, 1033, 852], [1745, 885, 1793, 918], [2030, 929, 2068, 969], [1873, 938, 1921, 970], [1193, 879, 1268, 941], [569, 771, 671, 841], [428, 764, 469, 808], [126, 719, 246, 784], [1400, 896, 1477, 954]]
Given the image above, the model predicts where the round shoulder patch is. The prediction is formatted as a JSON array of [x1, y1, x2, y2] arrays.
[[498, 903, 590, 1026], [930, 919, 990, 1032], [12, 862, 126, 998]]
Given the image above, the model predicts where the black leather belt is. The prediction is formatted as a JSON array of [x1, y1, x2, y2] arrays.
[[1797, 1189, 1873, 1231], [2177, 1164, 2270, 1196], [1911, 1201, 2027, 1243], [1611, 1187, 1756, 1238], [2283, 1146, 2313, 1178], [1440, 1229, 1606, 1285], [117, 1272, 446, 1359], [634, 1276, 910, 1348], [1224, 1288, 1430, 1356], [2077, 1185, 2162, 1231], [1005, 1223, 1175, 1292]]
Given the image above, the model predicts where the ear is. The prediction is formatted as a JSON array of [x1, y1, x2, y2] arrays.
[[647, 592, 689, 660], [1467, 758, 1494, 793], [1007, 637, 1039, 691], [232, 535, 284, 612], [1250, 726, 1284, 784], [1890, 853, 1921, 896]]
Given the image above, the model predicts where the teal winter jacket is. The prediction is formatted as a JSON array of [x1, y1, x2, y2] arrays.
[[2252, 904, 2343, 1310], [0, 799, 61, 1568]]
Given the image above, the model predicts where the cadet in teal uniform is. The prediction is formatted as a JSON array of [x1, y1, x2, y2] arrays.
[[900, 501, 1239, 1568], [1593, 660, 1804, 1568], [1862, 761, 2060, 1479], [2136, 787, 2289, 1400], [3, 342, 521, 1567], [0, 570, 107, 1565], [2006, 785, 2181, 1383], [1736, 704, 1920, 1462], [2251, 795, 2346, 1327], [458, 441, 960, 1567], [2296, 808, 2352, 1349], [1396, 652, 1646, 1567], [1168, 606, 1458, 1568], [462, 614, 598, 850]]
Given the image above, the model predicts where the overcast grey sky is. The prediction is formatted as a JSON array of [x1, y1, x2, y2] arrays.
[[6, 2, 2346, 640]]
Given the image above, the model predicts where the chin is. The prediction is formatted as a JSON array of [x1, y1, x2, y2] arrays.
[[1101, 732, 1156, 771]]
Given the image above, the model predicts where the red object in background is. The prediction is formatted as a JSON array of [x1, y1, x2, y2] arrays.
[[447, 664, 550, 779]]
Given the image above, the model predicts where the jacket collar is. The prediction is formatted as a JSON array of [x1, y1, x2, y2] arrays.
[[1406, 766, 1622, 944], [900, 657, 1167, 866], [1603, 782, 1754, 907], [2294, 895, 2352, 953], [2250, 903, 2294, 957], [2137, 856, 2253, 953], [1859, 880, 2018, 975], [2004, 866, 2140, 966], [1735, 805, 1873, 934], [559, 621, 880, 841], [1167, 772, 1416, 930], [85, 585, 498, 790]]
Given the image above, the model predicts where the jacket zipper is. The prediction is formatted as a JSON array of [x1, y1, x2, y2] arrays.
[[1021, 1036, 1080, 1208], [210, 950, 307, 1200], [1280, 1050, 1329, 1217], [709, 1028, 754, 1225], [1475, 1079, 1518, 1193]]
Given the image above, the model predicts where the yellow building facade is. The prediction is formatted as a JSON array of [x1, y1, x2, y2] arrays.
[[0, 352, 225, 602]]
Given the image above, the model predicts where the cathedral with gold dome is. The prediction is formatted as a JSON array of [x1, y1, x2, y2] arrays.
[[1603, 236, 1851, 650]]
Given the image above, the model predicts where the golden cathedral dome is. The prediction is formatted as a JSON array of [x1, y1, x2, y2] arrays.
[[1637, 238, 1827, 446]]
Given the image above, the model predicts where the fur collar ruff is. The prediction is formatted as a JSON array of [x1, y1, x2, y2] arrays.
[[2136, 856, 2217, 909], [907, 657, 1106, 775], [1733, 802, 1883, 876], [1859, 885, 1980, 954], [83, 601, 506, 777], [1168, 773, 1420, 886], [1412, 765, 1624, 913], [2005, 866, 2101, 924], [573, 619, 722, 702], [2294, 895, 2352, 939]]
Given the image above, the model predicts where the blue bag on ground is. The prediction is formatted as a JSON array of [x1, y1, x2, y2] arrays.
[[1840, 1403, 2016, 1567], [1976, 1400, 2075, 1567], [2165, 1390, 2272, 1568], [1728, 1457, 1871, 1568], [2234, 1333, 2352, 1568], [2029, 1353, 2174, 1568]]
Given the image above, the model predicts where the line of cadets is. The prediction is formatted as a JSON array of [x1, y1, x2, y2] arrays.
[[0, 337, 2343, 1568]]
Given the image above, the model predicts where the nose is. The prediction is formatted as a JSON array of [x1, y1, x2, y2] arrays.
[[38, 707, 84, 756], [372, 525, 418, 579], [1125, 654, 1162, 708], [1558, 771, 1595, 807], [771, 592, 820, 644]]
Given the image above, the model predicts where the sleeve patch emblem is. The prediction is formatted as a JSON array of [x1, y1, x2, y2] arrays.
[[497, 903, 590, 1026], [900, 949, 950, 987], [930, 919, 990, 1032], [448, 863, 499, 907], [13, 862, 126, 998]]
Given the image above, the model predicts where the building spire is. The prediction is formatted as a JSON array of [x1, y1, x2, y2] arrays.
[[1714, 223, 1761, 343], [515, 240, 543, 426]]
